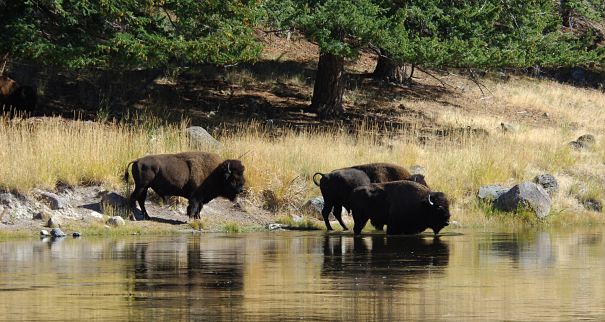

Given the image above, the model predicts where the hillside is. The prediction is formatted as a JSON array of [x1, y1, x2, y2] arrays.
[[1, 33, 604, 235]]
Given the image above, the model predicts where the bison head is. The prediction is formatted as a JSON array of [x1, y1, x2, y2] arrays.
[[219, 159, 245, 201], [424, 192, 451, 234], [0, 76, 16, 97]]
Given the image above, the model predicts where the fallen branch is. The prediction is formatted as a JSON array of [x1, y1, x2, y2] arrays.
[[467, 69, 493, 98], [415, 66, 454, 89]]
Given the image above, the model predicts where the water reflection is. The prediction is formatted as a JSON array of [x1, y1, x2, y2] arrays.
[[1, 229, 605, 321], [322, 235, 449, 291]]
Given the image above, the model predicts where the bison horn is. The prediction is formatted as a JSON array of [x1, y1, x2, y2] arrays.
[[227, 162, 231, 174], [428, 194, 434, 206]]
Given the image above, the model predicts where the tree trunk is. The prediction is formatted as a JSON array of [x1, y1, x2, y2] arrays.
[[310, 51, 345, 118], [373, 49, 411, 84], [560, 0, 573, 28]]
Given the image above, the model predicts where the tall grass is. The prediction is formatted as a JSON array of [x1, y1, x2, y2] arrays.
[[0, 117, 189, 191], [0, 76, 603, 226]]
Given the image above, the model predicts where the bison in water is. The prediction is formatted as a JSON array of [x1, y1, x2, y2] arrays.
[[124, 152, 245, 220], [350, 180, 450, 235], [0, 75, 36, 115], [313, 163, 428, 231]]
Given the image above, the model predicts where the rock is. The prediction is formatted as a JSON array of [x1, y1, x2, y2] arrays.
[[101, 192, 128, 208], [302, 196, 346, 220], [106, 216, 126, 227], [532, 174, 559, 196], [494, 182, 551, 219], [569, 134, 596, 150], [582, 198, 602, 212], [34, 190, 68, 210], [88, 210, 104, 220], [267, 223, 288, 231], [32, 210, 51, 221], [51, 228, 66, 238], [100, 192, 130, 218], [0, 193, 13, 206], [478, 185, 509, 202], [409, 165, 426, 176], [40, 229, 50, 237], [576, 134, 595, 147], [72, 232, 81, 238], [568, 140, 586, 150], [46, 216, 63, 228], [185, 126, 220, 149], [500, 122, 519, 133]]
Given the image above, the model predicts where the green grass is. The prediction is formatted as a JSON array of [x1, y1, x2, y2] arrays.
[[275, 215, 322, 230], [223, 221, 241, 233]]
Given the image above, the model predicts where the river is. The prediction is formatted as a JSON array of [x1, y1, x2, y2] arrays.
[[1, 228, 604, 321]]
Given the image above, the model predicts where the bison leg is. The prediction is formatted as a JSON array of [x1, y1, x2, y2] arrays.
[[136, 188, 150, 220], [186, 200, 202, 219], [352, 211, 369, 235], [321, 200, 335, 231], [332, 204, 348, 231], [129, 186, 150, 220], [194, 203, 203, 220]]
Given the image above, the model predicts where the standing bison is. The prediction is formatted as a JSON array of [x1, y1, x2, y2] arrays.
[[350, 180, 450, 235], [0, 75, 36, 115], [124, 152, 245, 220], [313, 163, 428, 231]]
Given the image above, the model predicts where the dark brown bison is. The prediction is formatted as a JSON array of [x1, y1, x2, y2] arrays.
[[0, 75, 36, 114], [350, 180, 450, 235], [312, 163, 428, 231], [124, 152, 245, 220]]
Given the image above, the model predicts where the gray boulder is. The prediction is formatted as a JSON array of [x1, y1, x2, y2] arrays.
[[267, 223, 289, 231], [478, 185, 509, 202], [500, 122, 519, 133], [494, 182, 551, 219], [101, 192, 128, 208], [577, 134, 595, 147], [46, 216, 63, 228], [34, 190, 68, 210], [532, 174, 559, 196], [51, 228, 66, 238], [302, 196, 347, 220], [185, 126, 221, 149], [409, 165, 426, 176], [40, 229, 50, 237], [569, 134, 596, 150], [582, 198, 602, 212], [106, 216, 126, 227]]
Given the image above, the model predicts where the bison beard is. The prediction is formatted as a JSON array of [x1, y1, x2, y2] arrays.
[[350, 180, 450, 235], [124, 152, 245, 220], [313, 163, 427, 231]]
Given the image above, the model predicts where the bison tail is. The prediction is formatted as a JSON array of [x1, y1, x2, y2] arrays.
[[123, 161, 134, 183], [312, 172, 325, 187], [123, 161, 135, 194]]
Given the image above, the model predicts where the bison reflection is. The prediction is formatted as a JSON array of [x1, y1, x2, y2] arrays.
[[128, 239, 244, 293], [321, 235, 449, 290]]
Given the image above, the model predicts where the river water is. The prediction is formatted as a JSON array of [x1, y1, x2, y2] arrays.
[[1, 228, 604, 321]]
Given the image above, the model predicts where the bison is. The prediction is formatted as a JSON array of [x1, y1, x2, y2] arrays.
[[124, 152, 245, 220], [312, 163, 428, 231], [350, 180, 450, 235], [0, 75, 36, 115]]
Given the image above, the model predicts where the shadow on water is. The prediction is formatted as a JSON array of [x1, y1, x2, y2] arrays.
[[321, 234, 450, 291]]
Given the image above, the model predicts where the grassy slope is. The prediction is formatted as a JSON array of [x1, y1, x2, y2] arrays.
[[1, 34, 604, 230]]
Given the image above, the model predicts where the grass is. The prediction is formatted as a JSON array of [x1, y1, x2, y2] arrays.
[[275, 215, 322, 230], [223, 221, 241, 233], [1, 75, 604, 229], [189, 218, 208, 231]]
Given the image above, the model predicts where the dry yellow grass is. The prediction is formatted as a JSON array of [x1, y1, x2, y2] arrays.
[[0, 76, 603, 228]]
